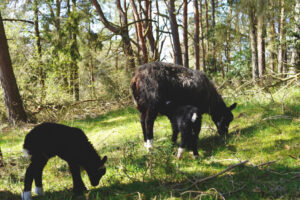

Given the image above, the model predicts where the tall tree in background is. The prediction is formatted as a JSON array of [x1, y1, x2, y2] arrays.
[[269, 0, 277, 74], [290, 1, 299, 74], [278, 0, 287, 75], [194, 0, 200, 70], [199, 0, 206, 71], [0, 12, 27, 123], [257, 1, 266, 77], [130, 0, 148, 63], [183, 0, 189, 68], [167, 0, 183, 65], [70, 0, 80, 101]]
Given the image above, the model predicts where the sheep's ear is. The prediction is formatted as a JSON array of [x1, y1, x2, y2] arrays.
[[102, 156, 107, 164], [229, 103, 237, 110]]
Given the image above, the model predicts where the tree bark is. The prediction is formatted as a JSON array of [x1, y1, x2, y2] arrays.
[[289, 1, 299, 75], [204, 0, 209, 54], [278, 0, 286, 75], [167, 0, 183, 65], [33, 0, 45, 100], [183, 0, 189, 68], [257, 13, 266, 77], [194, 0, 200, 70], [130, 0, 148, 63], [200, 0, 206, 71], [269, 0, 277, 74], [211, 0, 216, 68], [0, 12, 27, 123], [249, 10, 259, 80]]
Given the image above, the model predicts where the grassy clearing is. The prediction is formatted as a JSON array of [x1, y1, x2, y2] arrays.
[[0, 86, 299, 200]]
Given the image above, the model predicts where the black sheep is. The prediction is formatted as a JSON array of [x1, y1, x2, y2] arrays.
[[131, 62, 236, 150], [165, 104, 202, 159], [21, 123, 107, 200]]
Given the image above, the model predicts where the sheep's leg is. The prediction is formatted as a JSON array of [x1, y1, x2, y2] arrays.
[[145, 108, 158, 151], [22, 157, 41, 200], [140, 112, 147, 146], [34, 158, 48, 195], [68, 162, 87, 194], [170, 119, 179, 144]]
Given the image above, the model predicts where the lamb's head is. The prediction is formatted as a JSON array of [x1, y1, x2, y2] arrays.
[[214, 103, 237, 137], [88, 156, 107, 186]]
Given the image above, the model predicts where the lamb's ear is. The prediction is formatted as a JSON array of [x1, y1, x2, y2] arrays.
[[229, 103, 237, 110], [102, 156, 107, 164]]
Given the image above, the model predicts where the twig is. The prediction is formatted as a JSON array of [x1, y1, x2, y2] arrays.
[[188, 160, 249, 189], [254, 160, 277, 168]]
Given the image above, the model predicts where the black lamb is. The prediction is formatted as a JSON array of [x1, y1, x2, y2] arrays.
[[21, 123, 107, 200], [165, 104, 202, 159], [131, 62, 237, 150]]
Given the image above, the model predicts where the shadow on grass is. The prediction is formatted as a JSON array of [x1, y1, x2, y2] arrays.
[[0, 191, 20, 200]]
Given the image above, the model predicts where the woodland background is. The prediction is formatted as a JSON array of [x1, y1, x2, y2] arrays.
[[0, 1, 299, 199]]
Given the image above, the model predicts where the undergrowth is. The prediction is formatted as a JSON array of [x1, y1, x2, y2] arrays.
[[0, 85, 299, 200]]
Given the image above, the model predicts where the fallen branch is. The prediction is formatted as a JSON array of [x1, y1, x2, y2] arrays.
[[254, 160, 277, 168], [188, 160, 249, 189]]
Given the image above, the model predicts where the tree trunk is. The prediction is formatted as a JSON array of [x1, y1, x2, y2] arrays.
[[249, 11, 259, 80], [211, 0, 216, 68], [257, 13, 266, 77], [200, 0, 206, 71], [269, 0, 277, 74], [0, 12, 27, 123], [33, 0, 45, 100], [204, 0, 209, 54], [194, 0, 200, 70], [183, 0, 189, 68], [130, 0, 148, 63], [278, 0, 286, 75], [167, 0, 183, 65], [70, 0, 79, 101], [289, 1, 299, 75]]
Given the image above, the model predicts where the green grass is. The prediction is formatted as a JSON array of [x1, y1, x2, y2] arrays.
[[0, 86, 299, 200]]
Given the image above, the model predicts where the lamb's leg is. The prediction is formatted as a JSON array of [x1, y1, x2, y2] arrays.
[[68, 162, 87, 194], [22, 157, 40, 200], [177, 129, 189, 159], [145, 108, 158, 151], [34, 157, 48, 195], [191, 117, 202, 159]]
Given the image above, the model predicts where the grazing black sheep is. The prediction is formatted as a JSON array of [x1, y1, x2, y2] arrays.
[[21, 123, 107, 200], [165, 104, 202, 159], [131, 62, 236, 150]]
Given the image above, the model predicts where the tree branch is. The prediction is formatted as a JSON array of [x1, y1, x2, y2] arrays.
[[2, 18, 34, 25]]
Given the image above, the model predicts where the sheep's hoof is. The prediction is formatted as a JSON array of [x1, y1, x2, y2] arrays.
[[145, 139, 153, 152], [193, 155, 199, 159], [34, 187, 44, 195], [73, 186, 87, 194], [177, 147, 184, 159], [21, 191, 32, 200]]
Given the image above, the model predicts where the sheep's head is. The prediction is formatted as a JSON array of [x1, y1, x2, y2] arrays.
[[88, 156, 107, 186]]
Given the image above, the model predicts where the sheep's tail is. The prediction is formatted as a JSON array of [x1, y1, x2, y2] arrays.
[[23, 148, 31, 159], [191, 113, 198, 123]]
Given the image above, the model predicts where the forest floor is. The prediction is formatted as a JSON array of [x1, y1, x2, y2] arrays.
[[0, 85, 299, 200]]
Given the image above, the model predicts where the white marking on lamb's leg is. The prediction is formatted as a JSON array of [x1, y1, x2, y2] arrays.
[[146, 139, 153, 152], [191, 113, 198, 123], [34, 187, 44, 195], [21, 191, 32, 200], [193, 155, 199, 159], [177, 147, 185, 159], [23, 149, 31, 159]]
